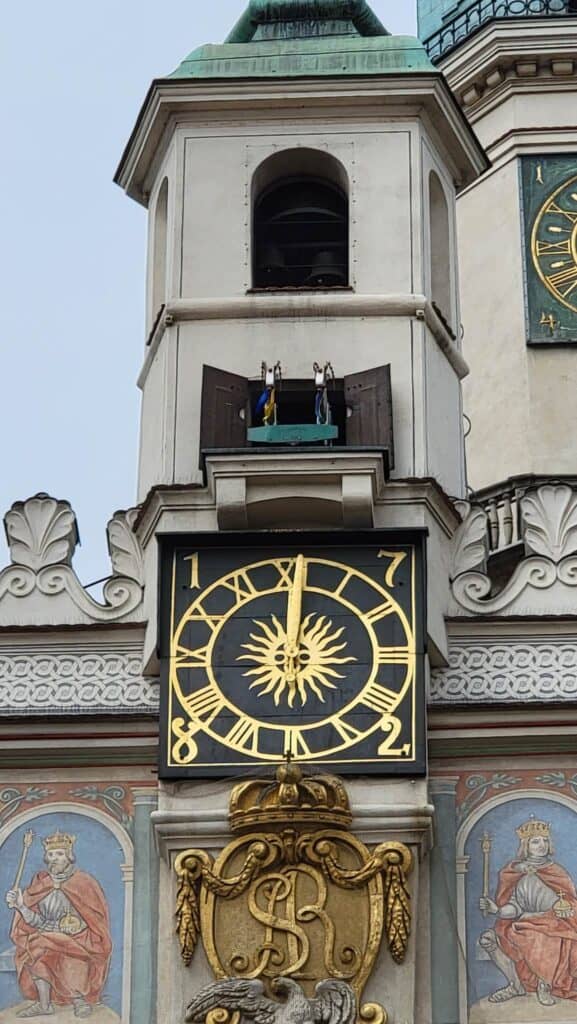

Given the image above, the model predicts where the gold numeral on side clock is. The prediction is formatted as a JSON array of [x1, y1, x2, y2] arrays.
[[184, 553, 200, 589]]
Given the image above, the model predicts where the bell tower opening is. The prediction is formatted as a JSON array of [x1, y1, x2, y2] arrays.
[[252, 148, 349, 290]]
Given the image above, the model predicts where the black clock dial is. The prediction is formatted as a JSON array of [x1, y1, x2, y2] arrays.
[[159, 531, 426, 777]]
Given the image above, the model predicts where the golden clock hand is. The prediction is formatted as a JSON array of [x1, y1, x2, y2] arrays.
[[285, 554, 305, 682]]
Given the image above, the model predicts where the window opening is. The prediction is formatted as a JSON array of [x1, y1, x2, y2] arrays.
[[254, 177, 349, 289]]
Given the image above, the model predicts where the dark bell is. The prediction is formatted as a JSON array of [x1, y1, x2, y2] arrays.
[[257, 245, 287, 283], [306, 250, 347, 287]]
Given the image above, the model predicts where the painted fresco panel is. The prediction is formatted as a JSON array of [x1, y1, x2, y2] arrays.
[[0, 783, 149, 1024], [453, 771, 577, 1024]]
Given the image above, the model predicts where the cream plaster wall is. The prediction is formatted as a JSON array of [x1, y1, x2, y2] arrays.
[[137, 116, 466, 502], [458, 158, 531, 490], [457, 153, 577, 490]]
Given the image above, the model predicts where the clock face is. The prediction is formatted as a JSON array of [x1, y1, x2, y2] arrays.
[[159, 531, 425, 777], [521, 156, 577, 343], [532, 173, 577, 315]]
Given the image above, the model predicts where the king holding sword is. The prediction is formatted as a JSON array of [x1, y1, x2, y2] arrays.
[[5, 830, 112, 1018]]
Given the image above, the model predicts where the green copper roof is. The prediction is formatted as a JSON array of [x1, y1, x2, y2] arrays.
[[169, 0, 435, 80]]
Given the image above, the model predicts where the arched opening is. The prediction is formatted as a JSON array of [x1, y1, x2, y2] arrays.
[[252, 149, 349, 290], [152, 177, 168, 317], [429, 170, 452, 324]]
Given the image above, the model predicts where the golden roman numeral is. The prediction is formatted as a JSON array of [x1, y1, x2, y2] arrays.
[[284, 729, 311, 758], [547, 265, 577, 297], [184, 685, 224, 723], [365, 600, 394, 624], [547, 201, 577, 225], [334, 570, 354, 598], [275, 561, 295, 589], [225, 716, 260, 753], [376, 646, 411, 665], [187, 603, 223, 630], [175, 644, 210, 668], [332, 718, 363, 744], [536, 239, 572, 256], [361, 682, 398, 716], [220, 571, 258, 604]]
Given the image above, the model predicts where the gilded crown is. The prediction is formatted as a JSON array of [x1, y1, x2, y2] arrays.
[[229, 760, 352, 834], [43, 831, 76, 854], [516, 819, 550, 841]]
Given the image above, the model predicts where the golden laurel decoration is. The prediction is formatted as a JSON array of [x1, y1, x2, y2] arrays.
[[175, 762, 412, 1024]]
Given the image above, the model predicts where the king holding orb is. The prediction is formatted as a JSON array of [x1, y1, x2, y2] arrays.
[[5, 830, 112, 1019]]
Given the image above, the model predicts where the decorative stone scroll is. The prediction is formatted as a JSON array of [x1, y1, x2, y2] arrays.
[[449, 484, 577, 616], [175, 762, 412, 1023], [0, 494, 144, 626]]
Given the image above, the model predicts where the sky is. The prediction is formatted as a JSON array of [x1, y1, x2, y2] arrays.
[[0, 1, 417, 587]]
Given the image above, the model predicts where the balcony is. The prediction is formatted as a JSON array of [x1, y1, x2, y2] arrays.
[[423, 0, 576, 64]]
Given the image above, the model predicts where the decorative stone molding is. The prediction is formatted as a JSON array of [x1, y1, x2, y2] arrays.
[[4, 494, 78, 571], [0, 494, 144, 626], [449, 483, 577, 616], [449, 499, 488, 577], [522, 485, 577, 561], [431, 635, 577, 705], [107, 508, 144, 585], [438, 19, 577, 123], [0, 636, 158, 714]]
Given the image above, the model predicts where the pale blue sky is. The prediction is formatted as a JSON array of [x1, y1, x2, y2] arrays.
[[0, 1, 417, 585]]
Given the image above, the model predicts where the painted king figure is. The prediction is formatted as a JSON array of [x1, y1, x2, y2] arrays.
[[479, 818, 577, 1006], [5, 831, 112, 1018]]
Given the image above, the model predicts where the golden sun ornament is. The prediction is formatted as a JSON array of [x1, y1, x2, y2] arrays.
[[238, 612, 356, 708]]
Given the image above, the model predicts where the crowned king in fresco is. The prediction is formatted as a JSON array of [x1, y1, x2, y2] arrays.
[[5, 830, 112, 1019], [478, 818, 577, 1007]]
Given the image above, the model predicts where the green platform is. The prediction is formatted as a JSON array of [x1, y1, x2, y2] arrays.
[[247, 424, 339, 444]]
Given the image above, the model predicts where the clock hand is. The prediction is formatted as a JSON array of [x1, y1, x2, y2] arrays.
[[285, 554, 305, 683]]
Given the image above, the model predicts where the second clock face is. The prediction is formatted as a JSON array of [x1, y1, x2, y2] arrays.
[[159, 532, 425, 777], [521, 156, 577, 342], [532, 172, 577, 315]]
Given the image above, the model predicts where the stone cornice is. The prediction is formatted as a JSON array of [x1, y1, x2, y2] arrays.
[[138, 293, 469, 392], [440, 17, 577, 119], [115, 74, 487, 203]]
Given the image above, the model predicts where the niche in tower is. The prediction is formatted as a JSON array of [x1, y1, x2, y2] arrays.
[[252, 148, 350, 290]]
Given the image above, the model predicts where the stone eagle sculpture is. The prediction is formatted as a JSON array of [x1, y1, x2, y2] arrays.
[[186, 978, 357, 1024]]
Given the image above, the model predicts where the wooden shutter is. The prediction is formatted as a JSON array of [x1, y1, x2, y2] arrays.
[[344, 365, 394, 465], [199, 365, 249, 465]]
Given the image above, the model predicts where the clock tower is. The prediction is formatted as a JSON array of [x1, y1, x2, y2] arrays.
[[116, 0, 485, 678], [115, 4, 484, 1022]]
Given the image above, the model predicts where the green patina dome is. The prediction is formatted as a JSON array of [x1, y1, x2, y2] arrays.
[[169, 0, 434, 80]]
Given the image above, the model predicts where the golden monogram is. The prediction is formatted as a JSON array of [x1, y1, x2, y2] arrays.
[[175, 763, 413, 1023]]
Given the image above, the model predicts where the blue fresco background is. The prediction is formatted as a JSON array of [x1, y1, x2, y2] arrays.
[[465, 796, 577, 1008], [0, 812, 126, 1014]]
